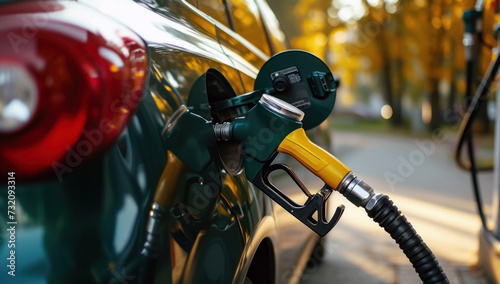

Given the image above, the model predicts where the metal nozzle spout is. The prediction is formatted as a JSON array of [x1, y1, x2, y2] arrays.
[[214, 122, 233, 141]]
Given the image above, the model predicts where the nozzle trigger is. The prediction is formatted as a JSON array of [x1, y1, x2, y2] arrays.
[[252, 156, 344, 236]]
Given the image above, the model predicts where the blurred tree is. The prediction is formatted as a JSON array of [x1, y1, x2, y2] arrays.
[[361, 0, 403, 126], [427, 0, 445, 130]]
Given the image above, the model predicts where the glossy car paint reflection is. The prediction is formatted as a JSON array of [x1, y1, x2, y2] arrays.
[[0, 0, 321, 283]]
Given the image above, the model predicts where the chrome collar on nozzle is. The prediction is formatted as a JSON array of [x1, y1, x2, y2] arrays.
[[259, 94, 304, 122], [337, 172, 375, 208]]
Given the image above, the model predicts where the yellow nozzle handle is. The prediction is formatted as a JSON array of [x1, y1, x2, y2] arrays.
[[277, 128, 351, 190], [154, 151, 185, 208]]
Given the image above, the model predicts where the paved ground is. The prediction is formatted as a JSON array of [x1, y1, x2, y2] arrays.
[[299, 130, 495, 284]]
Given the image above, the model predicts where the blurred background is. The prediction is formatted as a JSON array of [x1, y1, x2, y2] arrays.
[[268, 0, 497, 135], [264, 0, 499, 283]]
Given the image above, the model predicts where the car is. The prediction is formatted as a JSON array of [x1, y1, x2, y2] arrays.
[[0, 0, 333, 283]]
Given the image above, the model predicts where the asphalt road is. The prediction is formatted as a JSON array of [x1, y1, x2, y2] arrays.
[[298, 130, 494, 284]]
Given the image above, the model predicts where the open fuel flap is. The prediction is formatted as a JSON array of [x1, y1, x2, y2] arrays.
[[211, 50, 338, 131], [254, 50, 338, 130]]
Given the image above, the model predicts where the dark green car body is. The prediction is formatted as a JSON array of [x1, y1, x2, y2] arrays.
[[0, 0, 327, 283]]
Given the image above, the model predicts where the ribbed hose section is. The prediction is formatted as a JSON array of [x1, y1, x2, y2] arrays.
[[366, 195, 449, 284]]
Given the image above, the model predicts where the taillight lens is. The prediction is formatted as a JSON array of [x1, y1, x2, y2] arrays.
[[0, 2, 149, 181]]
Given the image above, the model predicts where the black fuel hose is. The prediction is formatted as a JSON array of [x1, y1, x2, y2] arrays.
[[366, 194, 449, 284], [455, 51, 500, 172], [455, 52, 500, 230]]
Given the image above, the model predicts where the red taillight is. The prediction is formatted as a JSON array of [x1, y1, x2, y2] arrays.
[[0, 2, 149, 181]]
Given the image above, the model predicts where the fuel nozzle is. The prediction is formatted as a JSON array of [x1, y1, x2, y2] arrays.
[[226, 95, 372, 205], [215, 94, 449, 283], [214, 94, 351, 187], [214, 94, 376, 211]]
